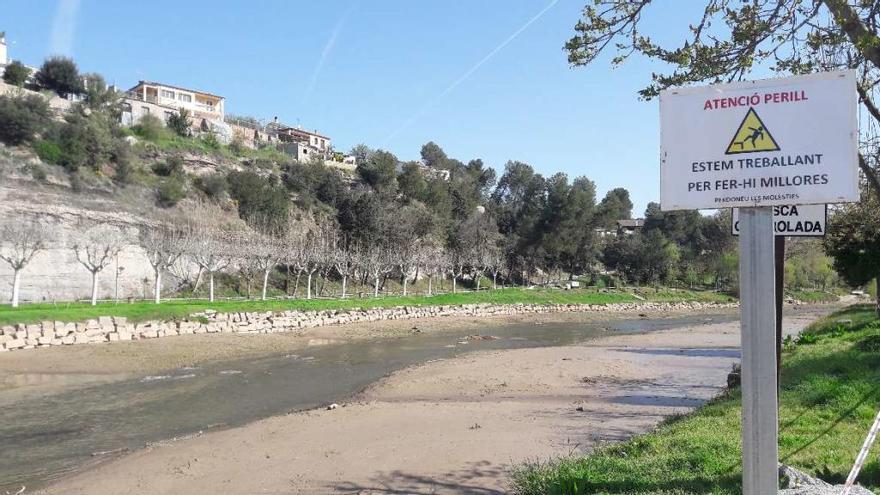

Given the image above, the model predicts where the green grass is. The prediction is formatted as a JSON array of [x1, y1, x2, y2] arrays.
[[510, 305, 880, 494], [787, 289, 840, 303], [0, 288, 667, 326], [631, 288, 736, 304]]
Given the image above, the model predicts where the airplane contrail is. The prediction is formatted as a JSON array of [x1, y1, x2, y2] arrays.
[[381, 0, 559, 147], [49, 0, 82, 56], [302, 3, 358, 105]]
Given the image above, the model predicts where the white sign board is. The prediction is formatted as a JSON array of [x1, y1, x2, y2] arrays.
[[660, 70, 859, 211], [731, 204, 826, 236]]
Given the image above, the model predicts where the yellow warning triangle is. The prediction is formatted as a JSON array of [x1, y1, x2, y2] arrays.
[[725, 107, 780, 154]]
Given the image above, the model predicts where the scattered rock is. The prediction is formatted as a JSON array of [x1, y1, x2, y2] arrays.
[[327, 403, 338, 410], [469, 423, 482, 430], [778, 464, 873, 494], [576, 406, 584, 412]]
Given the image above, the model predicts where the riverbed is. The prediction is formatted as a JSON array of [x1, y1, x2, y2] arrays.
[[0, 306, 831, 493]]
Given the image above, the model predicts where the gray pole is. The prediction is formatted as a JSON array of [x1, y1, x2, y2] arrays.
[[739, 207, 778, 494]]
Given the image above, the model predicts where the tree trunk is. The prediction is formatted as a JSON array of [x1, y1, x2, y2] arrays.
[[193, 267, 204, 293], [285, 265, 291, 295], [402, 272, 408, 296], [374, 276, 380, 297], [341, 275, 347, 299], [427, 275, 433, 296], [90, 271, 99, 306], [262, 268, 270, 301], [318, 269, 327, 296], [11, 269, 21, 308], [876, 277, 880, 317], [293, 269, 302, 298], [306, 271, 313, 300], [493, 272, 497, 290], [154, 267, 162, 304], [452, 276, 457, 294], [209, 272, 215, 302], [475, 272, 481, 291]]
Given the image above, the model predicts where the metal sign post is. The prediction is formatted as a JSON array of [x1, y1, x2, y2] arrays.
[[739, 207, 779, 495], [660, 71, 859, 493]]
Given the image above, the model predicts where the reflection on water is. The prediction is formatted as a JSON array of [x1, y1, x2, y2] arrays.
[[0, 312, 736, 490]]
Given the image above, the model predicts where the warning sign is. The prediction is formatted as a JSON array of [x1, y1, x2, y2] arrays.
[[725, 108, 780, 154], [659, 70, 859, 211], [731, 204, 826, 237]]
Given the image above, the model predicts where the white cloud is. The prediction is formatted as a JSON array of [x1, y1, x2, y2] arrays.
[[49, 0, 82, 56]]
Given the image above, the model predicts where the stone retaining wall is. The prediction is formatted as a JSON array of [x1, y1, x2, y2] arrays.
[[0, 301, 739, 353]]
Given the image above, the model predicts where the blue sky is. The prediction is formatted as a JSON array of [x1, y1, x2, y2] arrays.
[[4, 0, 704, 215]]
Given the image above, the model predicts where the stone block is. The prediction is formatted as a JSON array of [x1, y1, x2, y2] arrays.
[[26, 325, 42, 338], [108, 332, 120, 342], [61, 335, 75, 345], [74, 333, 89, 344], [101, 324, 115, 334], [1, 326, 14, 336], [113, 317, 127, 326], [5, 339, 25, 349], [141, 329, 158, 339], [98, 316, 113, 326], [37, 336, 52, 346]]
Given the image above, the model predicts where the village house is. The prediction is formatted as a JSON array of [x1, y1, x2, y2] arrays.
[[121, 80, 230, 140]]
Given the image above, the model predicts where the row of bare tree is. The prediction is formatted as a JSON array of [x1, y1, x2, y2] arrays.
[[0, 207, 505, 307]]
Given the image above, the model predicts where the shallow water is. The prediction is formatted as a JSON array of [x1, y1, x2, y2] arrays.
[[0, 312, 738, 490]]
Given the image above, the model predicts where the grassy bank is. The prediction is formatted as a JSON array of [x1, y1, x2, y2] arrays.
[[510, 305, 880, 494], [0, 288, 732, 327], [787, 289, 841, 303]]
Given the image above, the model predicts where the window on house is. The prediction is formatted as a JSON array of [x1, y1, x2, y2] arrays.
[[161, 90, 175, 99], [321, 139, 325, 148], [178, 94, 192, 103], [141, 106, 150, 114]]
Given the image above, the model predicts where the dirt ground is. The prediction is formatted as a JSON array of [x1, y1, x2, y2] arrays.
[[27, 307, 831, 495]]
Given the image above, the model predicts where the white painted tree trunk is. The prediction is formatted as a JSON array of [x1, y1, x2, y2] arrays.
[[427, 276, 432, 296], [193, 267, 204, 293], [11, 269, 21, 308], [306, 272, 313, 300], [90, 271, 99, 306], [341, 275, 347, 299], [154, 268, 162, 304], [452, 277, 457, 294], [209, 272, 215, 302], [402, 275, 408, 296], [493, 272, 498, 289], [262, 269, 270, 301], [476, 273, 481, 291], [374, 277, 380, 297]]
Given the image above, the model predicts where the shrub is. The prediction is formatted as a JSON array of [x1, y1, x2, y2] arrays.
[[35, 56, 83, 97], [0, 94, 51, 145], [24, 163, 48, 181], [856, 334, 880, 353], [201, 132, 220, 150], [152, 155, 184, 177], [796, 332, 819, 345], [2, 60, 31, 86], [33, 139, 63, 164], [157, 176, 186, 207], [195, 172, 228, 199], [111, 141, 135, 185], [166, 108, 192, 137], [52, 111, 115, 171], [132, 114, 167, 142]]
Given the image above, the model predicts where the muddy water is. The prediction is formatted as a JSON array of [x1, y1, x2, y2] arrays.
[[0, 312, 737, 491]]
